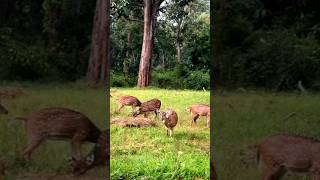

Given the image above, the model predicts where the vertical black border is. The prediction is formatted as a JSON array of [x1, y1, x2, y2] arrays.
[[106, 0, 111, 179], [210, 0, 217, 179]]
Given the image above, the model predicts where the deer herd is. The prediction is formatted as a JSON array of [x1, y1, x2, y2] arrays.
[[115, 95, 210, 137]]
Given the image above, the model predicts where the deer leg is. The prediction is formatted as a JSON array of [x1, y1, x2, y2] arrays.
[[131, 106, 136, 113], [21, 139, 43, 161], [169, 129, 173, 137], [191, 114, 199, 125], [117, 104, 124, 112], [166, 129, 169, 136], [206, 115, 210, 128], [262, 166, 286, 180], [71, 135, 84, 161], [154, 110, 158, 120]]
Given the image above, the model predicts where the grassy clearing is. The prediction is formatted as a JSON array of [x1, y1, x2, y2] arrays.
[[0, 83, 107, 179], [110, 88, 210, 179], [213, 91, 320, 180]]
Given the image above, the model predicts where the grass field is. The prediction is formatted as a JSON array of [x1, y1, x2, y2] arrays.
[[0, 83, 107, 179], [110, 88, 210, 179], [213, 91, 320, 180]]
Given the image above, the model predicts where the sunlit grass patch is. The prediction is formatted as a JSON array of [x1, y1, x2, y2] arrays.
[[110, 88, 210, 179]]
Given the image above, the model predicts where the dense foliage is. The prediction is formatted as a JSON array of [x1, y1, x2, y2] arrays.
[[0, 0, 210, 90], [110, 0, 210, 89], [0, 0, 96, 81], [213, 0, 320, 91]]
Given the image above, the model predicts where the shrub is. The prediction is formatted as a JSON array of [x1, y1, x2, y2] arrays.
[[241, 29, 320, 90], [152, 70, 210, 90], [110, 72, 137, 87], [152, 71, 178, 88], [0, 28, 88, 81], [184, 71, 210, 90]]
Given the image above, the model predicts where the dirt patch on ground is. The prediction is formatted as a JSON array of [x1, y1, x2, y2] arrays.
[[111, 117, 158, 128]]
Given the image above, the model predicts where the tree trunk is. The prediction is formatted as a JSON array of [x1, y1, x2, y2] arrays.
[[176, 43, 181, 64], [176, 20, 182, 64], [137, 0, 164, 88], [126, 12, 134, 61], [161, 53, 165, 70], [87, 0, 110, 84]]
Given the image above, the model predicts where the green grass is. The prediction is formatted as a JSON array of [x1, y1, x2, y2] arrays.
[[110, 88, 210, 179], [0, 83, 107, 179], [213, 91, 320, 180]]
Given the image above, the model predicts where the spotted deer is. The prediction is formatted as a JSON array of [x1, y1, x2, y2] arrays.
[[186, 104, 210, 128], [132, 98, 161, 119], [16, 107, 102, 162], [160, 109, 178, 137], [257, 134, 320, 180], [117, 96, 141, 113]]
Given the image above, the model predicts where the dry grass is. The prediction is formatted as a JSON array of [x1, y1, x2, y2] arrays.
[[111, 117, 158, 128]]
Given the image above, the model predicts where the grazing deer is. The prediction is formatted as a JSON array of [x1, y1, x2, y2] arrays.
[[0, 103, 8, 114], [132, 99, 161, 119], [71, 129, 109, 175], [160, 109, 178, 137], [16, 107, 102, 162], [117, 96, 141, 113], [186, 104, 210, 128], [257, 134, 320, 180]]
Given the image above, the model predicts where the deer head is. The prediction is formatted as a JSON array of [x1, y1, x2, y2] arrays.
[[71, 129, 109, 175]]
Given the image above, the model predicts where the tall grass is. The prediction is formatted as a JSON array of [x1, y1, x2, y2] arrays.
[[110, 88, 210, 179], [213, 91, 320, 180]]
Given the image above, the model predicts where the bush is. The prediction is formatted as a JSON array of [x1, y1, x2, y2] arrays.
[[152, 71, 178, 88], [184, 71, 210, 90], [110, 72, 137, 87], [241, 30, 320, 90], [0, 28, 88, 81], [152, 70, 210, 90]]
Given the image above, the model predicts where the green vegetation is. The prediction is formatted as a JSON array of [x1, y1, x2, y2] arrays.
[[0, 83, 106, 179], [110, 88, 210, 179], [213, 91, 320, 179], [111, 0, 210, 89], [0, 0, 96, 81], [213, 0, 320, 90]]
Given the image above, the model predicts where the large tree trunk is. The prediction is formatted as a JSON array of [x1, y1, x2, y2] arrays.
[[176, 20, 182, 64], [87, 0, 110, 84], [137, 0, 164, 88], [176, 42, 181, 64], [126, 31, 133, 60]]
